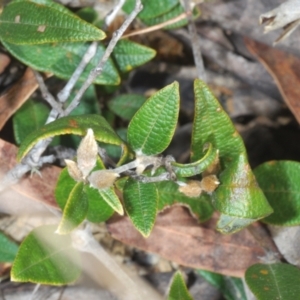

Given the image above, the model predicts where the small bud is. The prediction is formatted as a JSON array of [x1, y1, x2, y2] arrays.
[[88, 170, 119, 190], [178, 180, 202, 198], [65, 159, 83, 182], [200, 175, 220, 194], [77, 129, 98, 179]]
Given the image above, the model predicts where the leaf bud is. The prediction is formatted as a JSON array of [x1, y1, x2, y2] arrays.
[[200, 175, 220, 194], [178, 180, 202, 198], [65, 159, 83, 182], [88, 170, 120, 190]]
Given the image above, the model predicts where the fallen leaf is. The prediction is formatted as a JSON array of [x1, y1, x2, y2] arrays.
[[245, 37, 300, 124], [0, 68, 51, 130], [0, 53, 10, 74], [0, 139, 60, 215], [107, 206, 265, 277]]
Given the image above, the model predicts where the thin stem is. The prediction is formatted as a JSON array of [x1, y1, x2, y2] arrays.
[[182, 0, 206, 81], [57, 42, 98, 104], [105, 0, 126, 27], [65, 0, 143, 115], [33, 70, 64, 115]]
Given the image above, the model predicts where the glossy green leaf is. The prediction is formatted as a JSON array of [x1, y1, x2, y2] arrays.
[[113, 40, 156, 73], [57, 182, 88, 234], [192, 80, 272, 230], [108, 94, 146, 121], [123, 0, 179, 20], [214, 154, 273, 220], [0, 232, 18, 263], [168, 271, 193, 300], [2, 41, 120, 85], [127, 82, 180, 155], [17, 114, 126, 161], [0, 1, 105, 45], [171, 143, 218, 177], [13, 99, 49, 145], [198, 270, 246, 300], [217, 214, 256, 234], [11, 225, 80, 285], [55, 163, 114, 224], [254, 160, 300, 226], [245, 263, 300, 300], [123, 178, 158, 237], [157, 180, 213, 222]]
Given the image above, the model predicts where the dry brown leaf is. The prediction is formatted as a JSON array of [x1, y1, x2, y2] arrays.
[[0, 53, 10, 74], [107, 206, 265, 277], [0, 139, 60, 215], [244, 37, 300, 124], [0, 68, 52, 130]]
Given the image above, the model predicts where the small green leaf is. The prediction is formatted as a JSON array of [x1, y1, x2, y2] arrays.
[[198, 269, 247, 300], [254, 160, 300, 226], [171, 143, 218, 177], [216, 214, 256, 234], [157, 180, 213, 222], [13, 99, 49, 145], [0, 232, 18, 263], [98, 188, 123, 215], [192, 80, 273, 231], [127, 82, 180, 155], [123, 178, 158, 237], [113, 40, 156, 73], [57, 182, 88, 234], [168, 271, 193, 300], [0, 1, 105, 44], [2, 41, 120, 85], [17, 114, 126, 161], [11, 225, 80, 285], [123, 0, 179, 20], [245, 263, 300, 300], [108, 94, 146, 121]]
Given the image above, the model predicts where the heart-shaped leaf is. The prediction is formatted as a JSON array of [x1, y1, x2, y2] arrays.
[[0, 232, 18, 263], [245, 263, 300, 300], [17, 114, 127, 161], [127, 82, 180, 155], [57, 181, 88, 234], [254, 160, 300, 226], [11, 225, 81, 285], [0, 1, 105, 44], [123, 178, 158, 237], [2, 41, 120, 86], [113, 40, 156, 73], [168, 271, 193, 300]]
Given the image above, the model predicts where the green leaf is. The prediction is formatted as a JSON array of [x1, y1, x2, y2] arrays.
[[0, 232, 18, 263], [192, 80, 272, 231], [254, 160, 300, 226], [198, 270, 247, 300], [17, 114, 126, 161], [108, 94, 146, 121], [76, 7, 99, 24], [2, 41, 120, 85], [11, 225, 81, 285], [123, 178, 158, 237], [245, 263, 300, 300], [216, 214, 256, 234], [127, 82, 180, 155], [57, 182, 88, 234], [214, 154, 273, 220], [98, 188, 123, 215], [113, 40, 156, 73], [13, 99, 49, 145], [157, 180, 213, 222], [0, 1, 105, 44], [55, 163, 114, 224], [168, 271, 193, 300], [171, 143, 218, 177], [123, 0, 179, 20]]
